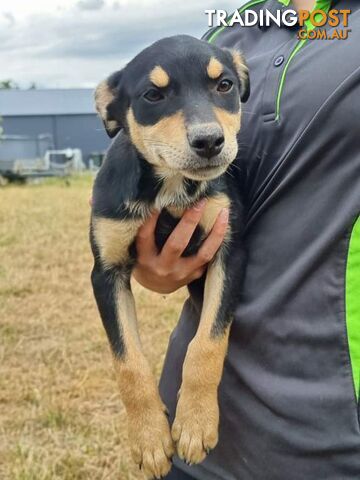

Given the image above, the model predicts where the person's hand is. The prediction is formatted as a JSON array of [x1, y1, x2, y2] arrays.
[[133, 200, 229, 294]]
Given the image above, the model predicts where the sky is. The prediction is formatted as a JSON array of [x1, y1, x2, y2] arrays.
[[0, 0, 239, 89]]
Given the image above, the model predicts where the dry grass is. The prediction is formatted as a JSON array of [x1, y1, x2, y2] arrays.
[[0, 175, 186, 480]]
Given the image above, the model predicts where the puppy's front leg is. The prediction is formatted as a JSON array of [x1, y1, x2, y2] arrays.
[[91, 219, 174, 479], [92, 264, 174, 478], [172, 246, 241, 465]]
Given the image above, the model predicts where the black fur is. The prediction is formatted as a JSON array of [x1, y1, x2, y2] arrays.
[[90, 35, 248, 359]]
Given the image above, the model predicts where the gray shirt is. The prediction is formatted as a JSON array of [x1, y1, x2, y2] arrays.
[[160, 1, 360, 478]]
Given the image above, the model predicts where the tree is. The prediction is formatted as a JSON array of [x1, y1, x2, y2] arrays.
[[0, 80, 19, 90], [0, 79, 38, 90]]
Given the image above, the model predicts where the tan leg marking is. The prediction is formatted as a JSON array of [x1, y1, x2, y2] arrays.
[[149, 66, 170, 88], [207, 57, 224, 80], [93, 217, 142, 269], [200, 194, 230, 235], [172, 258, 230, 464], [113, 284, 174, 478]]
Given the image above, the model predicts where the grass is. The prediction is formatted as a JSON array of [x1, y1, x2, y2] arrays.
[[0, 175, 186, 480]]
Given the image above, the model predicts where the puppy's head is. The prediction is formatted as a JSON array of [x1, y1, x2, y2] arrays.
[[95, 35, 249, 181]]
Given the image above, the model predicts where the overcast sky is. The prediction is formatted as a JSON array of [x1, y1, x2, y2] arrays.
[[0, 0, 240, 89]]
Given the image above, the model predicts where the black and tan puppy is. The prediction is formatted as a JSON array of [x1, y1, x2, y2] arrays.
[[90, 35, 249, 479]]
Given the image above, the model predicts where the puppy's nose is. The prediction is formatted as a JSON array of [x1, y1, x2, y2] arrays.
[[188, 125, 225, 158]]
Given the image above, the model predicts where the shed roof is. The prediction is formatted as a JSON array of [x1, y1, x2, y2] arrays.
[[0, 89, 97, 116]]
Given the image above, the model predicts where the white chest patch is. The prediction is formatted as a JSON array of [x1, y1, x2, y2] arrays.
[[125, 174, 207, 220]]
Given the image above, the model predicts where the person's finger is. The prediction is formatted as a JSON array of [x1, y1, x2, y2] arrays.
[[136, 210, 160, 259], [186, 266, 207, 283], [161, 199, 207, 262], [194, 208, 229, 267]]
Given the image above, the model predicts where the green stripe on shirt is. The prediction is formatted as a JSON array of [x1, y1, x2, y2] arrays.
[[346, 217, 360, 401]]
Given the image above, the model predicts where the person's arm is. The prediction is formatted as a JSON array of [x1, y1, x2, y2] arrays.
[[133, 201, 229, 294]]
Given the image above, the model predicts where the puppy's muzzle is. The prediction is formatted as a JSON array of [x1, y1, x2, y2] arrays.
[[187, 124, 225, 160]]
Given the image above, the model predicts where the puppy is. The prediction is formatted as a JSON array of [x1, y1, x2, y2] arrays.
[[90, 35, 249, 479]]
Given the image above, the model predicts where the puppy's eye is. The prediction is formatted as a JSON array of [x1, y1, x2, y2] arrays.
[[217, 79, 233, 93], [143, 89, 164, 103]]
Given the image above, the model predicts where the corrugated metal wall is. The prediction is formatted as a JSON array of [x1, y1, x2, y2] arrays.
[[2, 114, 109, 161], [0, 135, 53, 162]]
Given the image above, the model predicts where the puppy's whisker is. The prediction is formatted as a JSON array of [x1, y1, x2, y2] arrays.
[[225, 169, 235, 179], [230, 163, 242, 171], [142, 138, 174, 146]]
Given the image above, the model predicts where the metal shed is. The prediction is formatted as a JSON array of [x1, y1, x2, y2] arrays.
[[0, 89, 109, 164]]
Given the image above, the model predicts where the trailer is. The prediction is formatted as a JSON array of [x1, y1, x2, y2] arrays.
[[0, 134, 85, 183]]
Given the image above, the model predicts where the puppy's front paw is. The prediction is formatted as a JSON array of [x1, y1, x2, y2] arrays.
[[128, 405, 174, 479], [172, 390, 219, 465]]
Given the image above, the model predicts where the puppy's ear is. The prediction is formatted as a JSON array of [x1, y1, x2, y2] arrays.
[[225, 49, 250, 103], [94, 70, 125, 138]]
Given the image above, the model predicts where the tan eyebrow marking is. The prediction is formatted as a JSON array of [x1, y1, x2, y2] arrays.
[[149, 66, 170, 88], [207, 57, 224, 79]]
